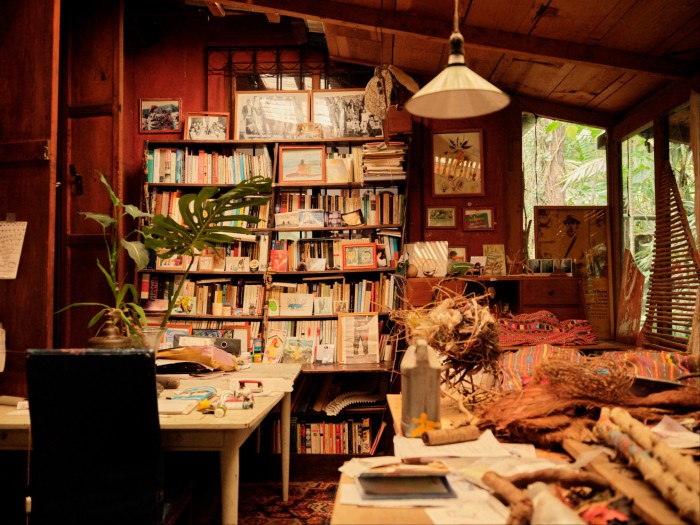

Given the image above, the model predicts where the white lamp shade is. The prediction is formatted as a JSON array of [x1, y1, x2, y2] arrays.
[[405, 33, 510, 119]]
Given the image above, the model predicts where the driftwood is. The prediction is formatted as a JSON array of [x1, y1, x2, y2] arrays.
[[482, 471, 532, 525], [505, 468, 610, 490]]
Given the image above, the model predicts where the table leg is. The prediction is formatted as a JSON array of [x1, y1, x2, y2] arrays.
[[220, 430, 251, 525], [280, 391, 291, 502]]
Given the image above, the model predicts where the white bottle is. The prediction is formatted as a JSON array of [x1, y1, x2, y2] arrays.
[[400, 338, 441, 438]]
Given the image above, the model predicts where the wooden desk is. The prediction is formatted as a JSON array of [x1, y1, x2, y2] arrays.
[[0, 363, 301, 525]]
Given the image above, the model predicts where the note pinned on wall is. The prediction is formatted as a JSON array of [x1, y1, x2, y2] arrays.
[[0, 221, 28, 279]]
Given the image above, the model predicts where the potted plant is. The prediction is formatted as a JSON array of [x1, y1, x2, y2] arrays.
[[60, 172, 271, 348]]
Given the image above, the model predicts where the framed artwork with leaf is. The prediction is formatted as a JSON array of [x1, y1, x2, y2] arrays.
[[432, 131, 484, 196]]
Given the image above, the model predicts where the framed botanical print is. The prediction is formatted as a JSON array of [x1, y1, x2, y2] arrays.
[[234, 90, 309, 141], [432, 131, 484, 196]]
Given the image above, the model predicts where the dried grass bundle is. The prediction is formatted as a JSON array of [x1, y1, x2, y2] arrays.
[[391, 279, 500, 396], [532, 357, 635, 404]]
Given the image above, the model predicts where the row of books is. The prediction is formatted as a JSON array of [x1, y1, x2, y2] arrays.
[[275, 189, 403, 226], [268, 417, 385, 455], [147, 190, 270, 230], [269, 237, 372, 272], [144, 146, 272, 184]]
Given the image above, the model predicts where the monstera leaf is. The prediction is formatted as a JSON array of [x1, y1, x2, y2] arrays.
[[141, 175, 272, 329]]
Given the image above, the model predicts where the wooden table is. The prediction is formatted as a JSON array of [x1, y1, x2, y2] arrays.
[[0, 363, 301, 525]]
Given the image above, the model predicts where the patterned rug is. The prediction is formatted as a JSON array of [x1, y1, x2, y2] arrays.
[[238, 481, 337, 525], [192, 481, 338, 525]]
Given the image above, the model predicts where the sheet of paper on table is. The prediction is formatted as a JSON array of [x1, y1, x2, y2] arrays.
[[393, 429, 511, 460]]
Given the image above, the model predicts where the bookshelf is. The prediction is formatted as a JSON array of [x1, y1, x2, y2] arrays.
[[140, 134, 410, 458]]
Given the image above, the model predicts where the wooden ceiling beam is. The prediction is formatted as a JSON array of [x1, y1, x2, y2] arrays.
[[216, 0, 695, 79]]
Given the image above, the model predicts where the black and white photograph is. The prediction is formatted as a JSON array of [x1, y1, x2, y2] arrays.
[[312, 89, 383, 139], [185, 112, 228, 140], [235, 91, 309, 141]]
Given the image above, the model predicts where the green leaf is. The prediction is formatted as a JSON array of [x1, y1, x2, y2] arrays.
[[80, 212, 116, 229], [121, 238, 150, 270], [124, 203, 151, 220]]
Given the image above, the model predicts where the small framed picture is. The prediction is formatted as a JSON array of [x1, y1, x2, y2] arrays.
[[342, 243, 377, 270], [463, 207, 495, 231], [139, 98, 181, 133], [235, 90, 310, 141], [426, 206, 457, 229], [278, 145, 326, 185], [337, 313, 380, 364], [185, 112, 228, 140]]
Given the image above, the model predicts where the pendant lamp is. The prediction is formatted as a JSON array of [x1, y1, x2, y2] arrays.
[[404, 0, 510, 119]]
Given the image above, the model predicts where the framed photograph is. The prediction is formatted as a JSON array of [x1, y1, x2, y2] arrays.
[[337, 313, 380, 364], [220, 324, 252, 353], [139, 98, 181, 133], [535, 205, 613, 338], [185, 111, 228, 140], [432, 131, 484, 196], [342, 243, 376, 270], [463, 207, 494, 231], [234, 90, 310, 141], [278, 145, 325, 185], [426, 206, 457, 229], [311, 89, 383, 139]]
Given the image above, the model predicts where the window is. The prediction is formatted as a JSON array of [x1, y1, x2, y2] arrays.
[[522, 115, 608, 258]]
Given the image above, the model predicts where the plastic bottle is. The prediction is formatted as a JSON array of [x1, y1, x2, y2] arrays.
[[400, 338, 441, 438]]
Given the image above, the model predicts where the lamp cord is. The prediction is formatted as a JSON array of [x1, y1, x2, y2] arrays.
[[453, 0, 459, 33]]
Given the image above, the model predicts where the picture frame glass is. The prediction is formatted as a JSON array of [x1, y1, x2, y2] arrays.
[[140, 98, 181, 133], [535, 205, 613, 339], [185, 112, 228, 140], [432, 131, 484, 196], [311, 89, 383, 139], [338, 314, 380, 364], [342, 244, 376, 269], [278, 146, 325, 184], [235, 91, 309, 140]]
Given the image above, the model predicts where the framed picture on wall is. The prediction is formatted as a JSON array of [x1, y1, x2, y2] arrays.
[[311, 89, 383, 139], [139, 98, 181, 133], [234, 90, 309, 141], [463, 207, 494, 231], [426, 206, 457, 229], [185, 112, 228, 140], [432, 131, 484, 196]]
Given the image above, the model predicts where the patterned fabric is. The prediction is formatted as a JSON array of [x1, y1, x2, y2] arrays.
[[497, 310, 599, 346], [497, 345, 700, 392], [497, 344, 586, 391]]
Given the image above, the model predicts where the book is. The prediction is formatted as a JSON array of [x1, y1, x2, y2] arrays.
[[172, 386, 217, 401]]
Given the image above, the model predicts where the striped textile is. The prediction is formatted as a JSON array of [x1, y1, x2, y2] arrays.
[[497, 310, 599, 346]]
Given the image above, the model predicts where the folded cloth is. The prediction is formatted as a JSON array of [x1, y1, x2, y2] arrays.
[[497, 310, 599, 347], [157, 345, 237, 371]]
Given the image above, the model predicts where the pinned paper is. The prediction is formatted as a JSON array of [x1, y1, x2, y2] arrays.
[[0, 221, 27, 279]]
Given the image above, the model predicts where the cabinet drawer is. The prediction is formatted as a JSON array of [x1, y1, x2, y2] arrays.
[[521, 305, 582, 321], [521, 278, 580, 306]]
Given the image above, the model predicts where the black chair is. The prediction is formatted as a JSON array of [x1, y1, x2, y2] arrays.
[[26, 348, 191, 525]]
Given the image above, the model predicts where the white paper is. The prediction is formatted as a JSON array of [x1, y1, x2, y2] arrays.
[[393, 430, 511, 460], [652, 415, 700, 448], [0, 221, 27, 279], [426, 497, 509, 524]]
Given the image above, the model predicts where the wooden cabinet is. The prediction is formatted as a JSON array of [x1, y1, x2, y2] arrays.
[[405, 275, 584, 320]]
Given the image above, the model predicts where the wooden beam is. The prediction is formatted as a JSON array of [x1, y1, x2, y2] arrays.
[[204, 1, 226, 17], [512, 95, 618, 129], [217, 0, 696, 79]]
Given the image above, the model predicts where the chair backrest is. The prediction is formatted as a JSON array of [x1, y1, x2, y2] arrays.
[[26, 348, 163, 525]]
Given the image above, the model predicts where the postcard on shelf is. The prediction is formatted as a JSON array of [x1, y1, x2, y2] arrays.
[[482, 244, 507, 276], [307, 258, 327, 271], [173, 295, 196, 315], [263, 328, 287, 363], [313, 296, 333, 315], [269, 249, 288, 272], [226, 256, 250, 272], [299, 209, 325, 227], [315, 343, 335, 364], [275, 211, 300, 227], [280, 293, 314, 316], [282, 337, 315, 364], [325, 157, 351, 183]]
